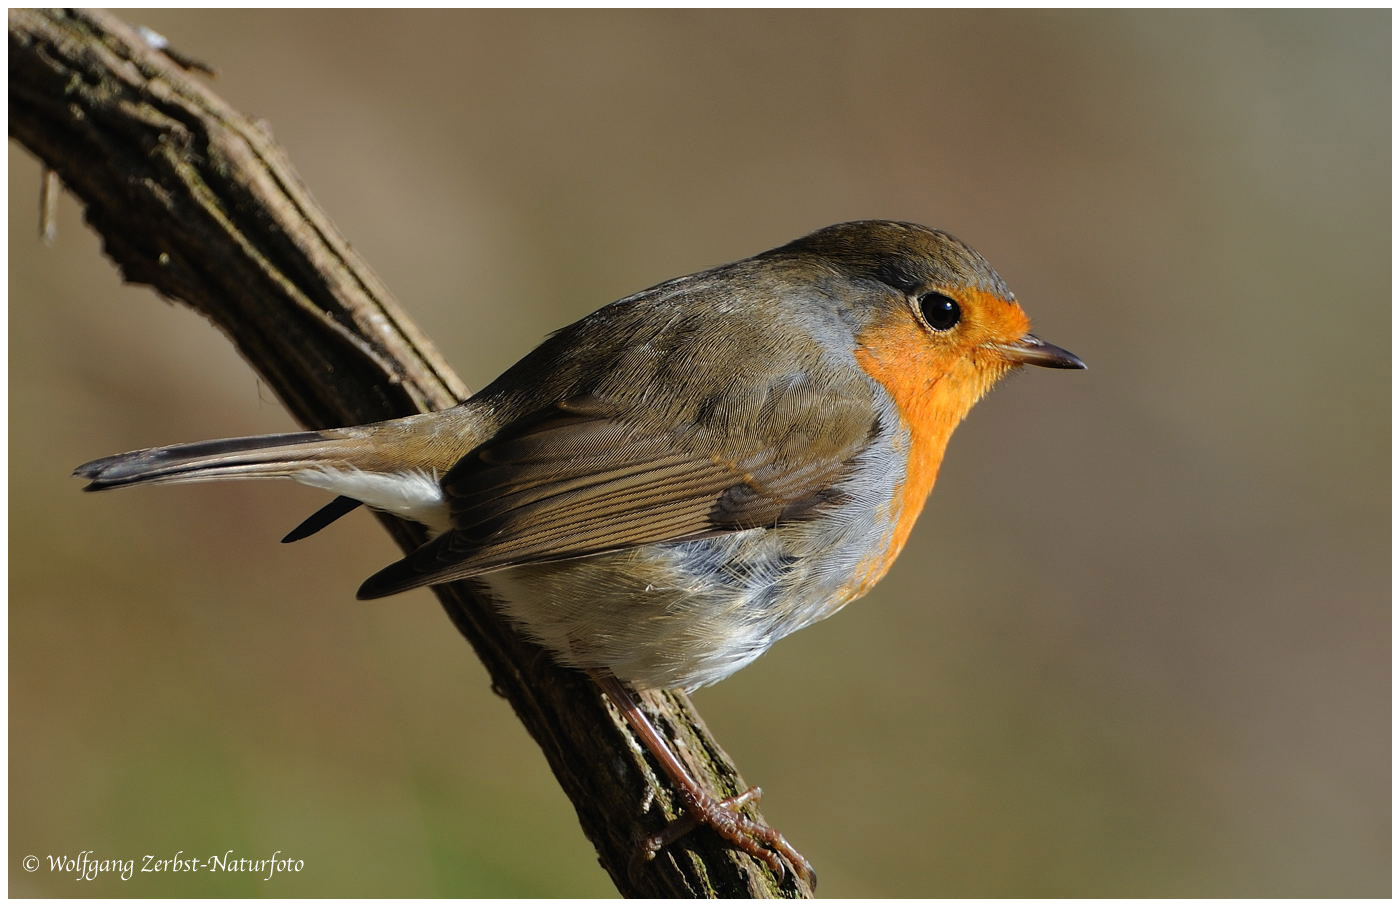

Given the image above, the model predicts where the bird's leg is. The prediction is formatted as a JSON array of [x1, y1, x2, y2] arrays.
[[591, 671, 813, 885]]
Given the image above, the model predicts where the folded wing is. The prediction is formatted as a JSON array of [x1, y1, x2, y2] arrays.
[[357, 389, 875, 599]]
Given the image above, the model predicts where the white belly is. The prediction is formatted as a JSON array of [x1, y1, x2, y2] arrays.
[[484, 516, 888, 692]]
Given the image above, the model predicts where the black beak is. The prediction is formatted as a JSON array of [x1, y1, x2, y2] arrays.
[[990, 334, 1086, 370]]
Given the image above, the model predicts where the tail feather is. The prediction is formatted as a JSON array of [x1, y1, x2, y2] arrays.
[[75, 409, 482, 542], [74, 430, 359, 491], [280, 495, 364, 543]]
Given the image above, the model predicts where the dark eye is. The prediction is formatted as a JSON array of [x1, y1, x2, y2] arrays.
[[917, 292, 961, 331]]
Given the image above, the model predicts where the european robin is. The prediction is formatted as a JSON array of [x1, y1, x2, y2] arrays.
[[76, 220, 1084, 882]]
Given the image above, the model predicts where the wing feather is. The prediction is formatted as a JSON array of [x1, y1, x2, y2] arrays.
[[358, 384, 878, 599]]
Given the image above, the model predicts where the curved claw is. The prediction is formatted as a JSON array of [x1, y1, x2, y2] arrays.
[[592, 674, 815, 888], [637, 785, 815, 888]]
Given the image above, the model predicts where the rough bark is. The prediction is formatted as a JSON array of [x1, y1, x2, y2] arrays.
[[9, 8, 813, 898]]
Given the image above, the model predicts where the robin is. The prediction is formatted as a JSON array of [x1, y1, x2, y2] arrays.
[[75, 220, 1084, 883]]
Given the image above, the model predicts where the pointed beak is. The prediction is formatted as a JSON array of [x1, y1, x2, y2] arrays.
[[990, 334, 1086, 370]]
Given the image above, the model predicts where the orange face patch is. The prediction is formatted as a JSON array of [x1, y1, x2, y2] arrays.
[[846, 289, 1029, 594]]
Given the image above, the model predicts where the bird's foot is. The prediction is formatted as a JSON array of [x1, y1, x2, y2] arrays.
[[638, 785, 814, 887]]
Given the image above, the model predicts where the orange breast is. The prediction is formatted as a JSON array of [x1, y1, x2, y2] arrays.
[[845, 308, 999, 596]]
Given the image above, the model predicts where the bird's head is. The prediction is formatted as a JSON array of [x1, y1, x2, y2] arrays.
[[767, 220, 1084, 436]]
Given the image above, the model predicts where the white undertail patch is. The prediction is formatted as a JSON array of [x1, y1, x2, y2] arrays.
[[294, 466, 452, 535]]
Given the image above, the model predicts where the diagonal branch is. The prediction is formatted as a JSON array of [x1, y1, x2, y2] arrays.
[[8, 8, 812, 898]]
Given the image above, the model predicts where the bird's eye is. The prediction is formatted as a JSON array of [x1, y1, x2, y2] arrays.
[[917, 292, 961, 331]]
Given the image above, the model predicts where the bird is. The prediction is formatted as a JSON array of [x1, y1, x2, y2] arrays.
[[74, 220, 1084, 883]]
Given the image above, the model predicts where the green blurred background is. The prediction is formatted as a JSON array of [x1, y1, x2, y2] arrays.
[[9, 9, 1388, 897]]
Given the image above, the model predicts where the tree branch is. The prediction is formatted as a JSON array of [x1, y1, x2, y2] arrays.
[[9, 9, 812, 898]]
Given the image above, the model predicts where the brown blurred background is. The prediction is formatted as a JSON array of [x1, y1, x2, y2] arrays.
[[9, 9, 1388, 897]]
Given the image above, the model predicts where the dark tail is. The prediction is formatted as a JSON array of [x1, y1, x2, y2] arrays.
[[74, 410, 484, 542], [281, 495, 363, 543], [74, 430, 365, 491]]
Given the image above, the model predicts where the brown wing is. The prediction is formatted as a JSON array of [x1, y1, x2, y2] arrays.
[[356, 391, 877, 599]]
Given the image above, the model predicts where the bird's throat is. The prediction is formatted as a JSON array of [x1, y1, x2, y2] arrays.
[[852, 322, 1002, 592]]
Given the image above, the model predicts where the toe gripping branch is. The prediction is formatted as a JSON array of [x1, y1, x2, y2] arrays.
[[590, 671, 816, 889]]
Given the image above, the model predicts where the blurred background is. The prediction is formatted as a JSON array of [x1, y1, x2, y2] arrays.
[[9, 9, 1388, 897]]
